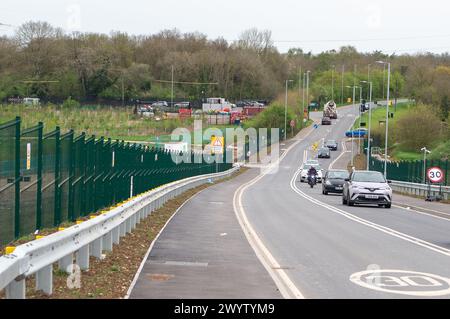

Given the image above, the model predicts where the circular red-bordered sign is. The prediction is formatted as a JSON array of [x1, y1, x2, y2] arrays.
[[427, 167, 444, 183]]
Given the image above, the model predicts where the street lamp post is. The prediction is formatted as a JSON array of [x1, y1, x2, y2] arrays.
[[361, 81, 373, 170], [341, 65, 345, 105], [421, 147, 431, 183], [306, 71, 311, 120], [331, 65, 335, 101], [346, 85, 359, 167], [376, 61, 391, 178], [367, 64, 371, 101], [284, 80, 294, 140], [302, 72, 306, 118]]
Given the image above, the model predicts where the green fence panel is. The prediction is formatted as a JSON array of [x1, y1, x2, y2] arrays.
[[0, 118, 20, 245], [19, 124, 42, 237]]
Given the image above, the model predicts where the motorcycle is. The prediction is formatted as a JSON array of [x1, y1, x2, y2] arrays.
[[307, 174, 317, 188]]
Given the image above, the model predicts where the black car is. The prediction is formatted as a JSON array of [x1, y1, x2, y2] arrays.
[[318, 147, 330, 158], [325, 140, 338, 151], [321, 117, 332, 125], [322, 169, 349, 195]]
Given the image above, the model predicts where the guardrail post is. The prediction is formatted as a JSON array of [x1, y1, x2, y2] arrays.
[[130, 214, 136, 230], [6, 278, 25, 299], [126, 217, 132, 233], [58, 253, 73, 272], [119, 221, 126, 237], [112, 226, 120, 244], [90, 238, 103, 259], [76, 245, 89, 270], [103, 231, 113, 252], [36, 264, 53, 294]]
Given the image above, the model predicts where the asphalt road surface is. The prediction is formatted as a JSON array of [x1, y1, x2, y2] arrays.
[[240, 104, 450, 299]]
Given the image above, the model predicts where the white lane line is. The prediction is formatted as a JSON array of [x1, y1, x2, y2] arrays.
[[394, 203, 450, 216], [232, 127, 320, 299], [125, 188, 209, 299], [289, 168, 450, 257], [234, 174, 304, 299], [329, 141, 350, 170], [392, 205, 450, 222]]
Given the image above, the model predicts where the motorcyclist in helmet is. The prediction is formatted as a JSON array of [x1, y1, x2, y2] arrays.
[[307, 165, 318, 185]]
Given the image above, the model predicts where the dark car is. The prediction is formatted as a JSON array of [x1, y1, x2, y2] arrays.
[[321, 117, 332, 125], [322, 169, 349, 195], [325, 140, 338, 151], [318, 147, 330, 158]]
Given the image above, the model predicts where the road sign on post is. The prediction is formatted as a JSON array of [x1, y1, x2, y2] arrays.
[[210, 136, 224, 155], [427, 167, 444, 184], [426, 166, 445, 202]]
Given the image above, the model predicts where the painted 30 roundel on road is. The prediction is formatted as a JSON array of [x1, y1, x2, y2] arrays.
[[350, 269, 450, 297]]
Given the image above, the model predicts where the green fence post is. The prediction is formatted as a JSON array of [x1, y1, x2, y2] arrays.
[[54, 127, 61, 226], [68, 130, 75, 222], [14, 117, 21, 239], [36, 122, 43, 230]]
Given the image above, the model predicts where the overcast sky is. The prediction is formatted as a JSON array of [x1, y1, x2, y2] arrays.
[[1, 0, 450, 54]]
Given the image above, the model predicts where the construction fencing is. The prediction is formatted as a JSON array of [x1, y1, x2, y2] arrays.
[[0, 117, 232, 245]]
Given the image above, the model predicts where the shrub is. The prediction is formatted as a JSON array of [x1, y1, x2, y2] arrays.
[[62, 97, 80, 109], [395, 104, 442, 151]]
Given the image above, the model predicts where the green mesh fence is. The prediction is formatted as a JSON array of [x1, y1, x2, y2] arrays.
[[369, 155, 449, 185], [0, 117, 233, 245], [0, 118, 19, 245]]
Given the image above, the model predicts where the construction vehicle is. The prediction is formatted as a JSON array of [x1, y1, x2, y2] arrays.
[[323, 100, 337, 119]]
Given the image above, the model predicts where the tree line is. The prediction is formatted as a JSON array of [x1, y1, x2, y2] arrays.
[[0, 21, 449, 119]]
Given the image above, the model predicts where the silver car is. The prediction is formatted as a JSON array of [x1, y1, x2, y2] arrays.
[[342, 171, 392, 208]]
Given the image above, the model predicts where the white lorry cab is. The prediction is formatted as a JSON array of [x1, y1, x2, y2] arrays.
[[202, 98, 235, 112]]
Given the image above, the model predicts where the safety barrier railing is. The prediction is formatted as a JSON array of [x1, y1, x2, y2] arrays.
[[0, 166, 239, 299]]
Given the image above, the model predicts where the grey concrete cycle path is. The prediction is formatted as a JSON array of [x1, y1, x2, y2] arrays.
[[128, 168, 282, 299]]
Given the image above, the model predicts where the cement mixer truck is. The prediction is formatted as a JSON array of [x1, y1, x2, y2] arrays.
[[323, 100, 337, 119]]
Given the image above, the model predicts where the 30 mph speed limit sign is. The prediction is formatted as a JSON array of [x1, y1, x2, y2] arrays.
[[427, 167, 444, 183]]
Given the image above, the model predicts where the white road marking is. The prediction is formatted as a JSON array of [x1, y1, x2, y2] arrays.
[[350, 269, 450, 297], [394, 203, 450, 216], [392, 205, 450, 222], [290, 168, 450, 257], [232, 127, 320, 299], [329, 141, 350, 170]]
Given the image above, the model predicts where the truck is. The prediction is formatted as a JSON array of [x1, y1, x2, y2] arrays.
[[323, 100, 337, 119], [202, 97, 236, 113]]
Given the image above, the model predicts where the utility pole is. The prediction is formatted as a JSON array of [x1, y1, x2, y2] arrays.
[[298, 66, 302, 97], [121, 75, 125, 107], [171, 65, 174, 108]]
